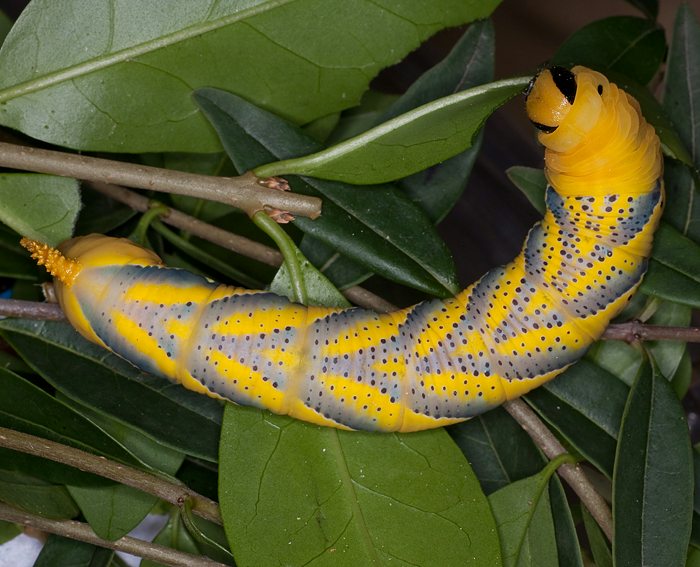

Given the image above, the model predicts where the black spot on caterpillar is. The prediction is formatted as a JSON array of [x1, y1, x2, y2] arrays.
[[23, 65, 664, 432]]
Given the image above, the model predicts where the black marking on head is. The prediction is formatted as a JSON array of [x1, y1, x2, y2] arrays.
[[550, 66, 576, 105], [597, 84, 603, 95], [531, 121, 558, 134]]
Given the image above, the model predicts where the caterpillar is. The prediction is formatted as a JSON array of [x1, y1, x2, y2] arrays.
[[21, 66, 663, 432]]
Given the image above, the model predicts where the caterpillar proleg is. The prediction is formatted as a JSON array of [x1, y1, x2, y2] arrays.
[[22, 66, 663, 432]]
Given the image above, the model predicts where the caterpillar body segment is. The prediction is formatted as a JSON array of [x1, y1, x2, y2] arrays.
[[22, 65, 664, 432]]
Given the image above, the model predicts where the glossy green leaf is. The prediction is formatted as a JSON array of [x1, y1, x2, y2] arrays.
[[219, 405, 502, 567], [34, 534, 113, 567], [548, 477, 584, 567], [663, 160, 700, 241], [67, 483, 157, 542], [488, 462, 560, 567], [74, 188, 136, 236], [653, 223, 700, 281], [0, 470, 79, 520], [63, 398, 185, 541], [298, 236, 371, 290], [0, 174, 80, 246], [395, 21, 494, 222], [0, 224, 39, 280], [0, 318, 223, 461], [449, 407, 544, 494], [642, 260, 700, 308], [270, 244, 350, 308], [613, 359, 693, 567], [141, 514, 200, 567], [296, 20, 496, 287], [581, 506, 612, 567], [0, 0, 498, 152], [0, 10, 11, 46], [553, 16, 665, 85], [0, 519, 21, 545], [194, 87, 459, 296], [452, 409, 582, 565], [505, 166, 546, 215], [0, 366, 132, 460], [526, 360, 628, 478], [660, 4, 700, 241], [664, 4, 700, 169], [254, 77, 527, 184]]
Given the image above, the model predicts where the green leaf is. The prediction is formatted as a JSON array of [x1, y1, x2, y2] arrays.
[[0, 173, 80, 246], [664, 4, 700, 169], [642, 261, 700, 307], [63, 398, 185, 541], [613, 358, 693, 567], [67, 483, 158, 541], [0, 0, 499, 152], [581, 506, 612, 567], [552, 16, 666, 85], [488, 460, 562, 567], [254, 77, 527, 184], [299, 236, 371, 290], [34, 534, 113, 567], [141, 514, 200, 567], [505, 166, 546, 215], [548, 478, 584, 567], [395, 20, 494, 222], [0, 318, 223, 461], [0, 519, 21, 545], [0, 224, 39, 280], [270, 244, 351, 308], [0, 470, 79, 520], [194, 87, 460, 296], [219, 405, 502, 567], [449, 407, 544, 494], [653, 223, 700, 281], [526, 360, 628, 478], [74, 188, 136, 236], [0, 10, 11, 46], [0, 366, 142, 485], [453, 409, 582, 566]]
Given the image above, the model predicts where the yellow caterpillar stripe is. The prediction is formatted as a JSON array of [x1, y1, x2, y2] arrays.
[[23, 66, 664, 432]]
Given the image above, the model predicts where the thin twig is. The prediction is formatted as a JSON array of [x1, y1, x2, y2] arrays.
[[0, 426, 221, 525], [0, 298, 64, 320], [503, 398, 614, 541], [602, 321, 700, 342], [0, 141, 321, 218], [0, 503, 225, 567]]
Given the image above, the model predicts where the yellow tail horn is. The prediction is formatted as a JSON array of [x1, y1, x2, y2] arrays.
[[20, 237, 82, 286]]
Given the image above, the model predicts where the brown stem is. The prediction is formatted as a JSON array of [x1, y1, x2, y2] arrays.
[[0, 141, 321, 218], [503, 398, 614, 541], [0, 426, 221, 525], [0, 298, 64, 320], [602, 321, 700, 343], [0, 503, 225, 567]]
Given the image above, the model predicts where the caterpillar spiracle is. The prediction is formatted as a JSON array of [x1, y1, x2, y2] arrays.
[[22, 66, 663, 433]]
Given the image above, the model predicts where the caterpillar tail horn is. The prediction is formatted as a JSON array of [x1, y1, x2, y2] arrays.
[[20, 237, 82, 286]]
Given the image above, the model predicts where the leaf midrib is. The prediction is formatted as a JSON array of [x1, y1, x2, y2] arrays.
[[0, 0, 296, 103]]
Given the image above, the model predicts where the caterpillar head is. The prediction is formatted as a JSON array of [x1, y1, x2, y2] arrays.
[[526, 65, 609, 152], [22, 234, 162, 345]]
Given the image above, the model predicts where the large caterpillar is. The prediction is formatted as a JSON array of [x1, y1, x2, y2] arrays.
[[22, 66, 663, 432]]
